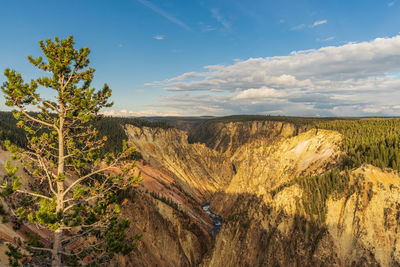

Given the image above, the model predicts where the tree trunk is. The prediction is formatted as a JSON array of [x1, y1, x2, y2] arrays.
[[52, 182, 64, 267], [52, 228, 63, 266], [53, 111, 65, 267]]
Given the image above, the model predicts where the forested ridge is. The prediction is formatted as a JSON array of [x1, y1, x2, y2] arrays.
[[296, 118, 400, 223], [0, 112, 26, 148], [0, 112, 170, 154], [316, 118, 400, 171], [95, 116, 170, 154]]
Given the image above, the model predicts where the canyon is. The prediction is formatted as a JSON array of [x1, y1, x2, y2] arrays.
[[122, 119, 400, 266], [1, 118, 400, 266]]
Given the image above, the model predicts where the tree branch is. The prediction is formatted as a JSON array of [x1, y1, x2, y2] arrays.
[[0, 186, 52, 200], [32, 94, 59, 113], [22, 151, 57, 195], [28, 246, 53, 253], [18, 107, 58, 130], [38, 157, 57, 195], [61, 226, 98, 245], [60, 240, 105, 257], [62, 65, 79, 91], [63, 165, 115, 197]]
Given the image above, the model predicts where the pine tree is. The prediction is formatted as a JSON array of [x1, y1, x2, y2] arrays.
[[1, 36, 141, 266]]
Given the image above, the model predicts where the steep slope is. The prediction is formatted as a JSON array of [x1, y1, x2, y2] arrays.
[[202, 129, 344, 266], [0, 147, 214, 267], [125, 125, 234, 203], [188, 120, 303, 156], [210, 129, 342, 215], [0, 149, 53, 266], [326, 165, 400, 266], [124, 122, 344, 266], [121, 190, 211, 267], [125, 120, 400, 267]]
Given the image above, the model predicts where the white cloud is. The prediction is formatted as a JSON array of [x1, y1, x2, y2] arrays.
[[233, 87, 288, 100], [291, 24, 305, 30], [101, 109, 183, 117], [311, 20, 328, 27], [317, 36, 335, 42], [153, 35, 165, 40], [198, 21, 216, 32], [292, 20, 327, 30], [362, 107, 382, 113], [145, 35, 400, 116], [159, 35, 400, 91], [167, 72, 206, 82], [388, 1, 396, 7], [279, 19, 285, 24]]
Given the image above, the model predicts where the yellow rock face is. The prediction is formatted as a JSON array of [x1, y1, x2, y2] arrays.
[[211, 129, 342, 213], [125, 124, 234, 202], [121, 121, 400, 266], [327, 165, 400, 267]]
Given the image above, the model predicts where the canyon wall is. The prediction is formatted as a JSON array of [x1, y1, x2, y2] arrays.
[[125, 120, 400, 267]]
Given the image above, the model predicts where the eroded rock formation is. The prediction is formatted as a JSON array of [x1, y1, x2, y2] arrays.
[[125, 120, 400, 267]]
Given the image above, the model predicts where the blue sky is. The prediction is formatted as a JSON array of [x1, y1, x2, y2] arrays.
[[1, 0, 400, 116]]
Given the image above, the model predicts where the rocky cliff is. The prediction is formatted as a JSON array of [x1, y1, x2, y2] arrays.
[[188, 120, 304, 155], [125, 125, 234, 203], [124, 120, 400, 267]]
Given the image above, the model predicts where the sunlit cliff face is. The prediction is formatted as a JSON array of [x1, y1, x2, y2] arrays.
[[121, 120, 400, 266]]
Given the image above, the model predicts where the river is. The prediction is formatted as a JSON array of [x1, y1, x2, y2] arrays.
[[202, 203, 222, 235]]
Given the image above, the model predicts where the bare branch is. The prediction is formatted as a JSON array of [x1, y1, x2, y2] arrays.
[[0, 186, 52, 200], [29, 246, 53, 253], [38, 157, 57, 195], [83, 250, 108, 265], [62, 65, 79, 90], [63, 165, 115, 197], [22, 151, 57, 195], [60, 240, 105, 257], [18, 107, 58, 130], [62, 228, 93, 244], [32, 94, 59, 113]]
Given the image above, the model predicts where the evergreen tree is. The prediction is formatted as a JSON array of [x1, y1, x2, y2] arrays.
[[1, 36, 141, 266]]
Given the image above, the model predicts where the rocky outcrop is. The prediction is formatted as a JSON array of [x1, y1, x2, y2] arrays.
[[326, 165, 400, 266]]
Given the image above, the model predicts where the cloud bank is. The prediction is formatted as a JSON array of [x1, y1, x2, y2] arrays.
[[145, 35, 400, 116], [101, 109, 183, 117]]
